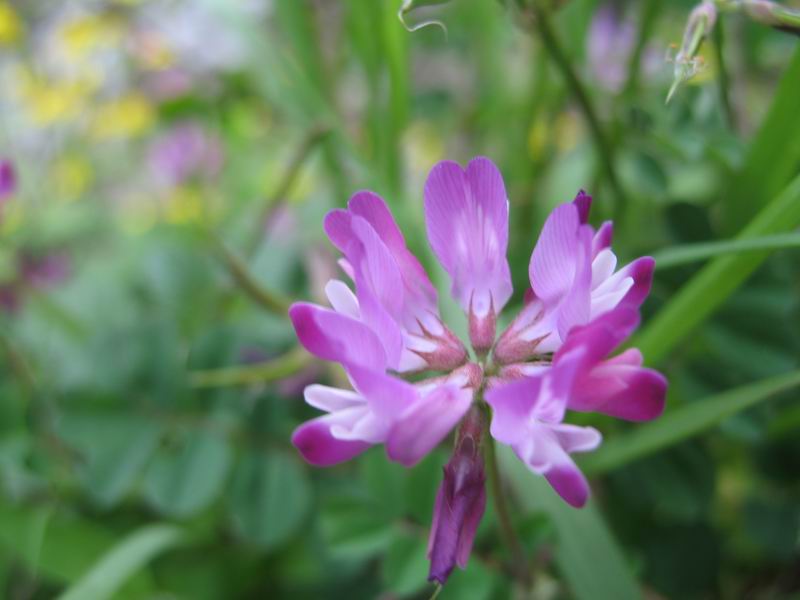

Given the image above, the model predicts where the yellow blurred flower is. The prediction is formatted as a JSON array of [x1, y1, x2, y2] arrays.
[[404, 121, 444, 176], [15, 67, 95, 125], [53, 156, 93, 202], [0, 1, 22, 46], [90, 94, 155, 140], [165, 186, 204, 224], [60, 13, 122, 60]]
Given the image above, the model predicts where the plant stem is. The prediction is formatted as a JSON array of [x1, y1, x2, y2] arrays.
[[623, 0, 661, 99], [483, 420, 532, 588], [246, 125, 330, 258], [189, 347, 312, 388], [712, 19, 736, 129], [529, 0, 628, 219], [210, 232, 292, 316]]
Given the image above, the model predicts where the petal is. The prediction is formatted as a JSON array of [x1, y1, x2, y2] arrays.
[[544, 458, 592, 508], [555, 305, 639, 367], [424, 157, 512, 317], [617, 256, 655, 309], [572, 349, 667, 421], [550, 423, 603, 453], [455, 484, 486, 568], [572, 190, 592, 224], [289, 302, 387, 370], [324, 279, 360, 318], [304, 384, 364, 412], [347, 365, 419, 421], [485, 377, 540, 446], [554, 225, 594, 340], [292, 416, 371, 466], [529, 202, 582, 306], [386, 384, 473, 467]]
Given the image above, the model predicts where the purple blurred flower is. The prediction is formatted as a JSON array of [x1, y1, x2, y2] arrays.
[[148, 123, 223, 186], [588, 4, 661, 92], [0, 251, 71, 314], [289, 157, 666, 583], [0, 160, 17, 202]]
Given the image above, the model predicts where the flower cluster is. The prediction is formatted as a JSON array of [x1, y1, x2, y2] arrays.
[[289, 157, 667, 583]]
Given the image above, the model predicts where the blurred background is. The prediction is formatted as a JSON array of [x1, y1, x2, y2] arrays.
[[0, 0, 799, 598]]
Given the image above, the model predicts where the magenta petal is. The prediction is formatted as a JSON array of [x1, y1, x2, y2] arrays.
[[572, 350, 667, 421], [545, 461, 592, 508], [292, 417, 371, 466], [289, 302, 387, 370], [618, 256, 655, 309], [572, 190, 592, 224], [556, 305, 639, 366], [386, 384, 473, 467], [424, 157, 512, 317]]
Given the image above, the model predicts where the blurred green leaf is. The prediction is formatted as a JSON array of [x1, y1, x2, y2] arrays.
[[58, 524, 183, 600], [321, 495, 395, 561], [653, 233, 800, 269], [228, 450, 311, 549], [500, 447, 641, 600], [635, 172, 800, 364], [57, 413, 163, 508], [143, 429, 232, 518], [382, 532, 430, 597], [721, 46, 800, 234], [0, 499, 154, 597], [582, 370, 800, 475]]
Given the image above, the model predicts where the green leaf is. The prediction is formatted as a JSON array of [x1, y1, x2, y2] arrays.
[[652, 233, 800, 270], [228, 450, 312, 549], [635, 172, 800, 364], [500, 447, 641, 600], [581, 370, 800, 475], [721, 46, 800, 234], [0, 499, 154, 597], [321, 495, 395, 561], [143, 430, 232, 518], [56, 413, 163, 508], [382, 532, 430, 598], [57, 524, 183, 600]]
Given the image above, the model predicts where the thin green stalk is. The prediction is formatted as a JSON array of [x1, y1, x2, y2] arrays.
[[623, 0, 661, 98], [211, 233, 292, 317], [483, 424, 532, 588], [189, 347, 312, 388], [652, 233, 800, 269], [246, 126, 331, 258], [529, 0, 628, 219], [712, 19, 736, 129]]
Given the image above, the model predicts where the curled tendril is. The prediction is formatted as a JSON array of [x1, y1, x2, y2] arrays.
[[398, 0, 449, 38]]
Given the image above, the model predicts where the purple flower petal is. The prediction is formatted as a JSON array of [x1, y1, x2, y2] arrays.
[[0, 160, 16, 201], [289, 302, 387, 370], [424, 157, 512, 318], [292, 416, 372, 466], [386, 383, 473, 467]]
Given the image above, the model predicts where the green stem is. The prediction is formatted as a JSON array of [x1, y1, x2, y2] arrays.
[[529, 0, 628, 219], [712, 19, 736, 129], [246, 125, 330, 258], [483, 420, 532, 588], [189, 347, 312, 388], [210, 233, 292, 316], [623, 0, 661, 99]]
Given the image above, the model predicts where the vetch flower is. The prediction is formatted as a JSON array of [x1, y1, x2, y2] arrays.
[[289, 157, 667, 585], [0, 159, 16, 203]]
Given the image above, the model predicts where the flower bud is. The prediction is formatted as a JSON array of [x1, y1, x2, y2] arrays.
[[427, 406, 486, 585]]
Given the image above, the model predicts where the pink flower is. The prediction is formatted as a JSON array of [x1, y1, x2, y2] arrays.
[[289, 157, 666, 582]]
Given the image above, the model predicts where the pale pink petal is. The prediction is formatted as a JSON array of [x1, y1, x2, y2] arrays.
[[424, 157, 512, 317], [386, 384, 473, 466], [617, 256, 655, 309], [304, 384, 363, 412], [529, 202, 582, 306], [485, 376, 539, 446], [324, 280, 359, 318]]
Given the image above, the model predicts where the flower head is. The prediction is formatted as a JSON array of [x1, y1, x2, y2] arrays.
[[289, 157, 667, 584]]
